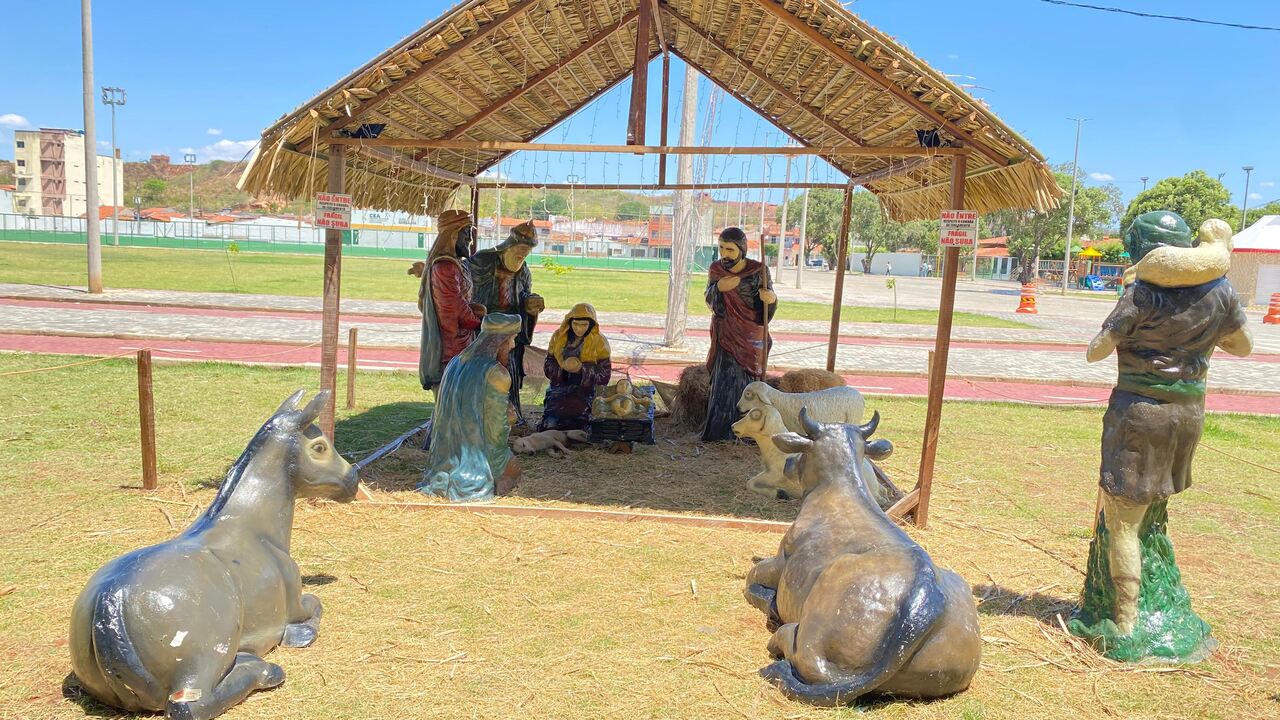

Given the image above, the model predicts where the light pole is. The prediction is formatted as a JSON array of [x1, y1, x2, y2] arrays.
[[1062, 118, 1087, 295], [184, 153, 197, 238], [1140, 176, 1149, 192], [1241, 166, 1255, 231], [796, 154, 811, 288], [101, 86, 125, 246], [81, 0, 102, 292]]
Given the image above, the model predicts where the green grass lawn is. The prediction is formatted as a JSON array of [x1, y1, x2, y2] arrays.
[[1, 354, 1277, 719], [0, 242, 1030, 328]]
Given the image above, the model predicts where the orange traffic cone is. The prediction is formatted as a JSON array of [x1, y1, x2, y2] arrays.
[[1016, 282, 1038, 314], [1264, 293, 1280, 325]]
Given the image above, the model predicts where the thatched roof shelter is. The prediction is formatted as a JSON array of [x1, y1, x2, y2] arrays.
[[240, 0, 1059, 220]]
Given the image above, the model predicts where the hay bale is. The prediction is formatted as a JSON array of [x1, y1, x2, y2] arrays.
[[671, 364, 710, 430], [777, 368, 846, 394]]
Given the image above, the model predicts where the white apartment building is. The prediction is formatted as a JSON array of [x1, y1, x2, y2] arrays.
[[12, 128, 123, 217]]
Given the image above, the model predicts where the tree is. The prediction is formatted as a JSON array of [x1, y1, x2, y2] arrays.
[[141, 178, 167, 206], [785, 188, 845, 265], [986, 167, 1114, 283], [847, 191, 906, 272], [1245, 199, 1280, 228], [616, 199, 648, 220], [1120, 170, 1237, 235]]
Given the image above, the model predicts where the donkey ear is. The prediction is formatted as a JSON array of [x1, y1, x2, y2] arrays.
[[275, 389, 307, 417], [297, 390, 331, 428], [773, 432, 812, 454]]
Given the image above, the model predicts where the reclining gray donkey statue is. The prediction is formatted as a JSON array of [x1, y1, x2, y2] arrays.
[[744, 408, 981, 706], [69, 390, 359, 720]]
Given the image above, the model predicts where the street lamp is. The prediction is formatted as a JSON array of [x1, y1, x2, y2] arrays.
[[184, 153, 197, 238], [1062, 118, 1088, 295], [101, 86, 126, 246], [1140, 176, 1148, 192], [1241, 166, 1255, 231]]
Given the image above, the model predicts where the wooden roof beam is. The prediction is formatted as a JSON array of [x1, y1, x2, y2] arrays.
[[847, 156, 933, 186], [299, 0, 546, 153], [627, 0, 654, 144], [648, 0, 667, 53], [445, 10, 639, 141], [665, 7, 867, 150], [473, 50, 660, 176], [747, 0, 1006, 166]]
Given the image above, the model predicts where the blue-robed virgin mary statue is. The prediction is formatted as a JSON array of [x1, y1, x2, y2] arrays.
[[419, 313, 524, 502]]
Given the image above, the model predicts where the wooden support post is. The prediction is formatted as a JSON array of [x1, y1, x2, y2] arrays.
[[346, 327, 358, 410], [320, 146, 346, 439], [915, 154, 968, 529], [136, 349, 157, 491], [927, 349, 935, 386], [826, 184, 854, 372], [627, 0, 652, 145], [658, 51, 670, 185]]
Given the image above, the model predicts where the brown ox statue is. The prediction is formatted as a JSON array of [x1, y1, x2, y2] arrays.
[[69, 390, 358, 720], [744, 408, 980, 706]]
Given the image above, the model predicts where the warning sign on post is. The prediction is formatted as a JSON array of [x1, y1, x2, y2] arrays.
[[315, 192, 352, 230], [939, 210, 978, 247]]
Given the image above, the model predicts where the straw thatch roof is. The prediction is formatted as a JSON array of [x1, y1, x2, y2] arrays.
[[240, 0, 1060, 220]]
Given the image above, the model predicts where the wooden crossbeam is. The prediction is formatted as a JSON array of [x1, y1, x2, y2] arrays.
[[847, 156, 933, 186], [326, 137, 966, 157], [352, 145, 476, 186], [298, 0, 545, 153], [474, 181, 849, 190], [665, 6, 868, 151], [747, 0, 1008, 167], [445, 11, 639, 141]]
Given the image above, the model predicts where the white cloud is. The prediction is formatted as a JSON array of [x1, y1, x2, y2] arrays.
[[1260, 181, 1275, 188], [946, 53, 960, 60], [185, 138, 258, 162], [0, 113, 32, 130], [1249, 192, 1263, 201], [1088, 172, 1114, 181], [207, 128, 222, 136], [97, 140, 110, 148]]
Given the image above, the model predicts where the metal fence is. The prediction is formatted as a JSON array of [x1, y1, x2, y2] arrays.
[[0, 213, 699, 271]]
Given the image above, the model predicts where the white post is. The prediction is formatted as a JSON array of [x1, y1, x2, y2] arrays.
[[663, 62, 698, 348], [81, 0, 102, 293], [1062, 117, 1086, 295], [777, 151, 792, 283], [796, 155, 811, 288]]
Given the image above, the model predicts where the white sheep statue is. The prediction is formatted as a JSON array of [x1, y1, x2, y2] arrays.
[[732, 404, 890, 508], [736, 381, 865, 434]]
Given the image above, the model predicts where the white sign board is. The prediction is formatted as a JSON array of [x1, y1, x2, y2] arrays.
[[315, 192, 353, 230], [939, 210, 978, 247]]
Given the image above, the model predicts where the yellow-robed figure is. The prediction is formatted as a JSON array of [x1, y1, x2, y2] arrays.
[[538, 303, 611, 431]]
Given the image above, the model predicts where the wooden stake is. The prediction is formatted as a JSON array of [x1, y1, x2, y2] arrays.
[[136, 349, 157, 491], [826, 183, 854, 372], [915, 154, 968, 529], [346, 327, 358, 410], [319, 146, 346, 439]]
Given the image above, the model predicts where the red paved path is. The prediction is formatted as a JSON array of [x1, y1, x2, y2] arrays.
[[4, 333, 1275, 414]]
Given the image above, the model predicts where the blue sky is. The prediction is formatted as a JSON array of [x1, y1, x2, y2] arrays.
[[2, 0, 1276, 210]]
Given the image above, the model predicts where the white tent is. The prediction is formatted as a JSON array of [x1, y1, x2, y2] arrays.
[[1230, 215, 1280, 306]]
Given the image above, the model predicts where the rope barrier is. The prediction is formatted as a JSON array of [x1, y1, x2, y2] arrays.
[[1200, 442, 1280, 476], [0, 351, 137, 377]]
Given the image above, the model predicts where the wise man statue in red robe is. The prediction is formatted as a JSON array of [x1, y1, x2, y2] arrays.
[[419, 209, 486, 392], [703, 227, 777, 441]]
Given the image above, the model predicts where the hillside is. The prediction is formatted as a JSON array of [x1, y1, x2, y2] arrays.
[[0, 159, 13, 186]]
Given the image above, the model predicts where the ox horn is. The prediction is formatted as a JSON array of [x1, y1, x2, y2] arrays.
[[799, 406, 822, 438], [275, 389, 307, 416], [857, 410, 880, 438]]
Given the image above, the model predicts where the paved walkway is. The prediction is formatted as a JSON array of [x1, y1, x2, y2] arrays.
[[2, 283, 1277, 409]]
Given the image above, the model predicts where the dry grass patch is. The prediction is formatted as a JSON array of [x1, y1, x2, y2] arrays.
[[2, 354, 1278, 719]]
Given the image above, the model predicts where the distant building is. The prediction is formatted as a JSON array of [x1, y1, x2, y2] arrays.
[[12, 128, 123, 217], [0, 184, 13, 214]]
